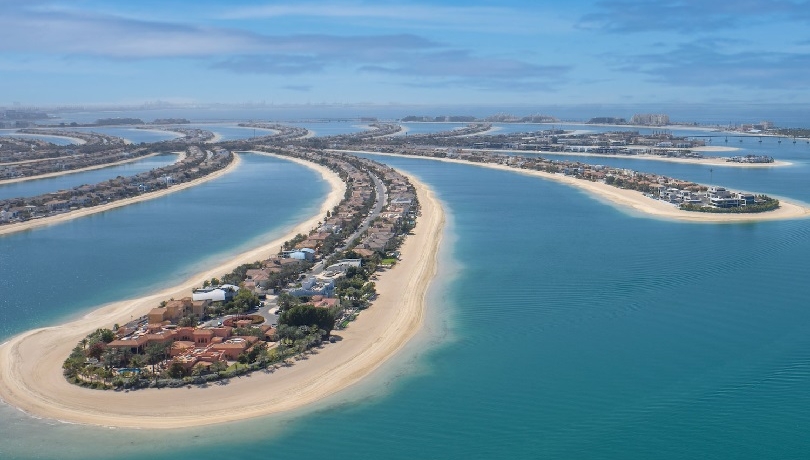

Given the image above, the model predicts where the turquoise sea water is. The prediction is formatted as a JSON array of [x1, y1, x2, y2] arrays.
[[0, 153, 179, 200], [0, 153, 327, 340], [3, 142, 810, 458]]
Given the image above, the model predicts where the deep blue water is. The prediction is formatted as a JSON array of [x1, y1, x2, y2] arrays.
[[2, 141, 810, 459], [0, 153, 179, 200]]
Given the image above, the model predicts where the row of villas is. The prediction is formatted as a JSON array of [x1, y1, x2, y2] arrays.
[[659, 186, 757, 208], [0, 146, 144, 179], [0, 131, 129, 169], [351, 143, 765, 212], [236, 123, 310, 141], [353, 158, 416, 258], [92, 149, 417, 377], [0, 147, 232, 224]]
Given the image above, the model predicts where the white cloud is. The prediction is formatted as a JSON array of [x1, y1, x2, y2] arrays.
[[221, 2, 571, 34]]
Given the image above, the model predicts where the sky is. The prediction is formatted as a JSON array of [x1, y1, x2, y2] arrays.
[[2, 0, 809, 107]]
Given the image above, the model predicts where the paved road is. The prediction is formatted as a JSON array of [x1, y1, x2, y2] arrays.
[[312, 170, 387, 275]]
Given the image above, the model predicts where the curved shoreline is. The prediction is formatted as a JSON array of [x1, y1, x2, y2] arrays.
[[0, 132, 88, 145], [0, 158, 445, 430], [0, 151, 169, 185], [479, 148, 790, 168], [342, 150, 810, 223], [0, 152, 233, 236]]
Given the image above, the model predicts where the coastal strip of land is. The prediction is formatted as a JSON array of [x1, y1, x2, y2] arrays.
[[1, 132, 88, 145], [0, 151, 230, 236], [480, 147, 791, 168], [0, 151, 169, 185], [342, 150, 810, 223], [0, 159, 444, 429]]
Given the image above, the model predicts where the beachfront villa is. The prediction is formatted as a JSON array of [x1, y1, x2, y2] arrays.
[[107, 321, 272, 371], [192, 284, 239, 302], [147, 297, 210, 324], [658, 185, 758, 209], [288, 275, 336, 297]]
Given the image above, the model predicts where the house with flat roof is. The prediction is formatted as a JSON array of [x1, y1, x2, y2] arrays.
[[192, 285, 239, 302]]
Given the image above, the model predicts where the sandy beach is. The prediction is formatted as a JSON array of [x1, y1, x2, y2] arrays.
[[1, 132, 88, 145], [379, 125, 409, 137], [0, 151, 170, 186], [0, 157, 445, 429], [456, 125, 502, 137], [297, 129, 316, 139], [206, 132, 224, 143], [481, 148, 790, 168], [340, 150, 810, 223], [0, 151, 229, 236]]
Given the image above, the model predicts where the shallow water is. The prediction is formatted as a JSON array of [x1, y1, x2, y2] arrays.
[[2, 143, 810, 459]]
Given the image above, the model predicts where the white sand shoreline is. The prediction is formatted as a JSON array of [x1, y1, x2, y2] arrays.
[[340, 150, 810, 223], [1, 131, 88, 145], [0, 152, 232, 236], [0, 151, 171, 186], [479, 148, 789, 167], [0, 156, 445, 431]]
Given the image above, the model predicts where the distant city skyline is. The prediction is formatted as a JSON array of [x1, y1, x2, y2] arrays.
[[2, 0, 808, 106]]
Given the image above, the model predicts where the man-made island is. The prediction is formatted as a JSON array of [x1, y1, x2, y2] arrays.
[[1, 111, 808, 429], [331, 145, 809, 223], [0, 146, 236, 235], [0, 145, 445, 428], [62, 150, 420, 390]]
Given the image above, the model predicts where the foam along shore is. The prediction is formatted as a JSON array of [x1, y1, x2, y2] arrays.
[[0, 158, 444, 429], [0, 151, 171, 186], [341, 150, 810, 224], [480, 148, 790, 168], [0, 150, 227, 237]]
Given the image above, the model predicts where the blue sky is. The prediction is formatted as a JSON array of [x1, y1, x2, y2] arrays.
[[2, 0, 809, 106]]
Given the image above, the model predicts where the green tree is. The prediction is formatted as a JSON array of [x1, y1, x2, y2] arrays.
[[277, 292, 300, 311], [231, 288, 258, 319], [279, 304, 337, 337], [145, 342, 170, 374], [167, 362, 187, 379]]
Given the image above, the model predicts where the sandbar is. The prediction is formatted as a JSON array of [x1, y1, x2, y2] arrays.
[[0, 156, 445, 430], [0, 151, 230, 237], [340, 150, 810, 223]]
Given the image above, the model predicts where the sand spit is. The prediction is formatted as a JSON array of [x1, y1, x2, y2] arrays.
[[0, 157, 445, 430], [341, 150, 810, 224]]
